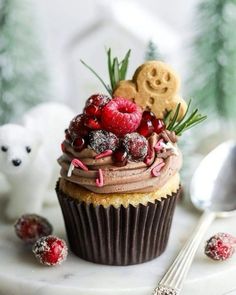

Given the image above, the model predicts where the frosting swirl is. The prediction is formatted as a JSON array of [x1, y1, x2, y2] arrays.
[[58, 133, 182, 194]]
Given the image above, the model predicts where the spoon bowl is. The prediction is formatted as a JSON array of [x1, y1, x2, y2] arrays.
[[190, 141, 236, 217], [154, 141, 236, 295]]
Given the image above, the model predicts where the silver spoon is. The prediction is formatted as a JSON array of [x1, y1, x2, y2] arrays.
[[153, 141, 236, 295]]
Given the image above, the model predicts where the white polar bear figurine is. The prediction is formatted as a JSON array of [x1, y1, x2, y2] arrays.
[[0, 102, 74, 220]]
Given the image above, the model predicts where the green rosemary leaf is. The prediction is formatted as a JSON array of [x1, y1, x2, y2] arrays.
[[173, 99, 192, 129], [113, 57, 120, 86], [119, 49, 131, 80], [163, 110, 172, 125], [167, 103, 181, 130], [80, 59, 112, 96], [107, 48, 115, 90]]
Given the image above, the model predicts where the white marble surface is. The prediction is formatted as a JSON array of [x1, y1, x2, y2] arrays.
[[0, 198, 236, 295]]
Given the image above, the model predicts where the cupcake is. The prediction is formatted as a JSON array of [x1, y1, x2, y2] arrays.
[[56, 50, 206, 265]]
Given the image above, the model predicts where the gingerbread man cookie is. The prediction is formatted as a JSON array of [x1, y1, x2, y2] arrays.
[[113, 61, 187, 120]]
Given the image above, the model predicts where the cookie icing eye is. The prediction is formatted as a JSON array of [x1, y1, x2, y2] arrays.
[[26, 146, 31, 153], [1, 146, 8, 152]]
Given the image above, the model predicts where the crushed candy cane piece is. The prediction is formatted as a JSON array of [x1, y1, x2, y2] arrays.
[[67, 158, 88, 177], [151, 161, 165, 177], [95, 149, 113, 159], [96, 168, 104, 187]]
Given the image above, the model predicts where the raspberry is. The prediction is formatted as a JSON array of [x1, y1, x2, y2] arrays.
[[205, 233, 236, 261], [101, 97, 142, 136], [69, 114, 89, 139], [88, 130, 119, 154], [121, 132, 148, 162], [112, 148, 128, 166], [85, 94, 111, 108], [14, 214, 53, 244], [33, 235, 68, 266]]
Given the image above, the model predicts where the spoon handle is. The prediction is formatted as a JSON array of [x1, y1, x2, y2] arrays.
[[153, 211, 215, 295]]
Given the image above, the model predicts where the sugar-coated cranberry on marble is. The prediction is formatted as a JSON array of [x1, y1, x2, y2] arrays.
[[69, 114, 89, 138], [85, 94, 111, 108], [121, 132, 148, 162], [72, 136, 86, 152], [205, 232, 236, 261], [101, 97, 142, 136], [88, 130, 119, 154], [33, 235, 68, 266], [112, 148, 128, 166], [14, 214, 53, 244]]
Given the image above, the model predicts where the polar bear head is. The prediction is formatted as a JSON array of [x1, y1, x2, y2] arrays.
[[0, 124, 41, 175]]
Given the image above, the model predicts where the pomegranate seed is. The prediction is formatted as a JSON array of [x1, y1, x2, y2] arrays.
[[142, 111, 156, 121], [69, 114, 89, 138], [72, 136, 85, 151], [84, 104, 102, 117], [84, 117, 101, 130], [138, 120, 154, 137], [152, 118, 165, 134], [113, 148, 128, 166], [85, 94, 111, 107]]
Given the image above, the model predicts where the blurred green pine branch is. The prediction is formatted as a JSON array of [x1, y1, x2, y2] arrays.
[[0, 0, 48, 124], [189, 0, 236, 119], [145, 40, 162, 61]]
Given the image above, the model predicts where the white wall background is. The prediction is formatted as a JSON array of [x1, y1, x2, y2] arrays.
[[31, 0, 200, 113]]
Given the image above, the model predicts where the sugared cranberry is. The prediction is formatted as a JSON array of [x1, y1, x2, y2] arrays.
[[101, 97, 142, 136], [138, 120, 154, 137], [14, 214, 53, 244], [84, 116, 101, 130], [84, 104, 102, 117], [152, 118, 165, 134], [33, 235, 68, 266], [205, 233, 236, 261], [85, 94, 111, 107], [69, 114, 89, 138], [72, 136, 85, 152], [88, 130, 119, 154], [113, 148, 128, 166], [121, 132, 148, 162]]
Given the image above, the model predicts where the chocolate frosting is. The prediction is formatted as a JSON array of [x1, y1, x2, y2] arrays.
[[58, 133, 182, 194]]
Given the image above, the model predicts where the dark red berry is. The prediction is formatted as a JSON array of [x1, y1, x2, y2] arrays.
[[205, 233, 236, 261], [137, 120, 154, 137], [101, 97, 142, 136], [14, 214, 53, 244], [152, 118, 165, 134], [85, 94, 111, 108], [61, 142, 66, 153], [84, 104, 102, 117], [65, 129, 72, 142], [72, 136, 85, 152], [33, 235, 68, 266], [112, 148, 128, 166], [88, 130, 119, 154], [84, 116, 101, 130], [69, 114, 89, 138], [121, 132, 148, 162], [142, 111, 156, 121]]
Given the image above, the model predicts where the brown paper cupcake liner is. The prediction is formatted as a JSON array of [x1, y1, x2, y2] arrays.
[[56, 182, 180, 266]]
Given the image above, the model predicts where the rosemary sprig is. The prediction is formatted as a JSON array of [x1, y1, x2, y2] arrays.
[[165, 100, 207, 135], [81, 49, 131, 96]]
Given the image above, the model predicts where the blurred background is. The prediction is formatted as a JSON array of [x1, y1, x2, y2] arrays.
[[0, 0, 236, 186]]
